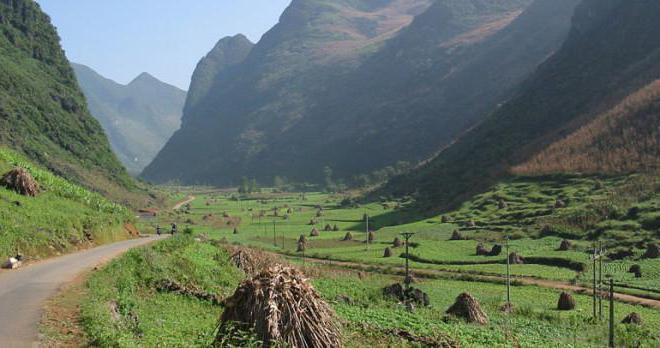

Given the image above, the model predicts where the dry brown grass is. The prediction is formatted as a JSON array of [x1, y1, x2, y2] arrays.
[[513, 80, 660, 175], [1, 167, 39, 196]]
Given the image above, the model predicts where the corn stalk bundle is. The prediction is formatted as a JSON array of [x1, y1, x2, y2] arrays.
[[218, 265, 342, 348], [445, 293, 488, 325], [1, 168, 39, 196]]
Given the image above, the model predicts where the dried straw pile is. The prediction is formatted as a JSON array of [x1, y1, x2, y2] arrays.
[[384, 247, 392, 258], [621, 312, 643, 325], [557, 292, 575, 310], [218, 265, 342, 348], [449, 231, 465, 241], [558, 239, 572, 251], [1, 168, 39, 197], [476, 244, 489, 256], [643, 243, 660, 259], [508, 252, 524, 264], [445, 293, 488, 325], [310, 228, 320, 237], [230, 248, 280, 276], [342, 232, 353, 241], [392, 237, 403, 247]]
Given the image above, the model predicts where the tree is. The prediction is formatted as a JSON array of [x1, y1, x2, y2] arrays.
[[239, 177, 249, 194], [249, 178, 259, 193], [273, 176, 286, 189], [323, 166, 335, 191]]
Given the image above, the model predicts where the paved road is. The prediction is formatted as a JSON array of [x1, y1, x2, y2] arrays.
[[0, 236, 166, 348]]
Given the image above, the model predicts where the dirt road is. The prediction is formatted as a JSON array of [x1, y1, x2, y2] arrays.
[[0, 236, 166, 348], [173, 195, 196, 210]]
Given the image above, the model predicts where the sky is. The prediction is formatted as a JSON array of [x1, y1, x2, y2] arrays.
[[36, 0, 291, 90]]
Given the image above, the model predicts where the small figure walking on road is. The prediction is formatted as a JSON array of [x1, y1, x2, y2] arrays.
[[156, 225, 162, 236], [171, 222, 177, 235]]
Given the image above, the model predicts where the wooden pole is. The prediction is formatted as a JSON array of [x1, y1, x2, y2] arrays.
[[506, 236, 511, 305], [599, 241, 603, 320], [593, 246, 597, 320], [609, 278, 615, 347]]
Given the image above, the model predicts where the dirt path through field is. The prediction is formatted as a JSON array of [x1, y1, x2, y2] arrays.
[[284, 255, 660, 309], [0, 235, 167, 348], [173, 195, 196, 210]]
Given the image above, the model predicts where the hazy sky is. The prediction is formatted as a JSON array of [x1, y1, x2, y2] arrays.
[[36, 0, 291, 90]]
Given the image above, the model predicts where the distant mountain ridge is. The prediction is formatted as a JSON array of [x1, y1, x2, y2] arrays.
[[379, 0, 660, 211], [0, 0, 143, 203], [143, 0, 578, 186], [73, 63, 186, 174]]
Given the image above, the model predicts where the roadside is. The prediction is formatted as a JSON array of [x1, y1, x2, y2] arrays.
[[39, 272, 90, 347], [173, 195, 196, 210], [0, 235, 167, 347]]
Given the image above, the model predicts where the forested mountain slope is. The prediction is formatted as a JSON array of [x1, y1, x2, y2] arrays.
[[0, 0, 148, 204], [380, 0, 660, 211], [73, 63, 186, 174]]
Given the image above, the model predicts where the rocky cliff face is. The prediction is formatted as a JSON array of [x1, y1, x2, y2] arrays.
[[380, 0, 660, 210], [143, 0, 577, 187]]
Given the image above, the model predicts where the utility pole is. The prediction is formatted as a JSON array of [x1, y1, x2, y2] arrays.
[[609, 278, 615, 347], [365, 213, 370, 251], [401, 232, 415, 290], [592, 245, 597, 320], [599, 241, 604, 320], [506, 235, 511, 306], [273, 219, 277, 247]]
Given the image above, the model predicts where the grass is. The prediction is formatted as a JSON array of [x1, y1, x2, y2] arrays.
[[0, 148, 133, 260]]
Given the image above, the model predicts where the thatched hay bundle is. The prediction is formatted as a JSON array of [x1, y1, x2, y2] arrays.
[[382, 283, 430, 307], [643, 243, 660, 259], [500, 302, 514, 314], [298, 235, 307, 244], [218, 265, 342, 348], [466, 220, 476, 228], [332, 224, 340, 232], [384, 247, 392, 258], [557, 292, 575, 310], [233, 227, 239, 235], [629, 264, 642, 278], [445, 293, 488, 325], [287, 208, 293, 214], [608, 248, 634, 260], [476, 244, 489, 256], [368, 231, 376, 242], [554, 199, 566, 209], [621, 312, 643, 325], [450, 230, 465, 241], [230, 248, 280, 276], [297, 241, 306, 253], [498, 199, 508, 209], [392, 237, 403, 248], [508, 252, 524, 264], [1, 168, 39, 197], [558, 239, 572, 251], [310, 228, 320, 237], [324, 224, 333, 232], [488, 244, 502, 256], [308, 219, 317, 226], [342, 232, 353, 241], [223, 211, 230, 218], [441, 215, 450, 223], [316, 210, 323, 217]]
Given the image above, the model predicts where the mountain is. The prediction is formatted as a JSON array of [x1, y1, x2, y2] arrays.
[[0, 0, 145, 204], [72, 63, 186, 174], [143, 0, 578, 186], [379, 0, 660, 211]]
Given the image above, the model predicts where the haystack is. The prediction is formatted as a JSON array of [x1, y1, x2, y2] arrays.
[[1, 168, 39, 197], [558, 239, 572, 251], [368, 231, 376, 242], [332, 224, 340, 232], [476, 244, 489, 256], [217, 265, 342, 348], [441, 215, 450, 223], [230, 248, 280, 276], [342, 232, 353, 241], [392, 237, 403, 248], [643, 243, 660, 259], [508, 252, 524, 264], [310, 228, 320, 237], [466, 220, 477, 228], [498, 199, 508, 209], [488, 244, 502, 256], [297, 241, 306, 253], [445, 293, 488, 325], [554, 199, 566, 209], [450, 230, 465, 241], [233, 227, 239, 235], [621, 312, 643, 325], [557, 292, 575, 310], [308, 219, 317, 226], [384, 247, 392, 258], [382, 283, 430, 307], [298, 235, 307, 244], [324, 224, 333, 232], [629, 264, 642, 278]]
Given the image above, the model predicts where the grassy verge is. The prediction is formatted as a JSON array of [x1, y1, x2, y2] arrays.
[[0, 148, 134, 260]]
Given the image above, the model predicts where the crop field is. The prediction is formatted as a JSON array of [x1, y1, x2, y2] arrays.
[[144, 174, 660, 294]]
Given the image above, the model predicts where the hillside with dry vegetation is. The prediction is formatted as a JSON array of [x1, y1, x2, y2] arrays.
[[513, 80, 660, 175]]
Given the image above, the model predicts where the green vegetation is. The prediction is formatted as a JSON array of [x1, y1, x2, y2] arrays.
[[81, 236, 244, 347], [0, 0, 149, 205], [0, 148, 132, 260]]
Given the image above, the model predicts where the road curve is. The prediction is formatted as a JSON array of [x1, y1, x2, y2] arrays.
[[0, 235, 166, 348]]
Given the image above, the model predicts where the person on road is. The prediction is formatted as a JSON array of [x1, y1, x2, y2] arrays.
[[171, 222, 177, 235], [156, 225, 162, 236]]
